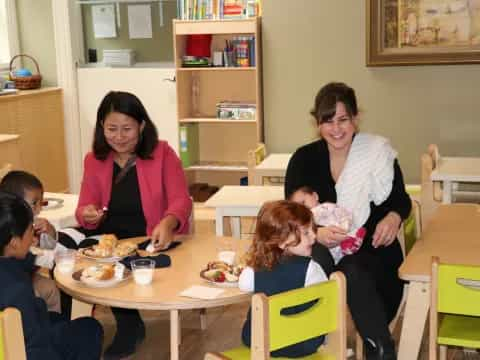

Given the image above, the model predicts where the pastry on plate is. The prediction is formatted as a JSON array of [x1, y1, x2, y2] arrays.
[[82, 264, 115, 281], [113, 242, 138, 257]]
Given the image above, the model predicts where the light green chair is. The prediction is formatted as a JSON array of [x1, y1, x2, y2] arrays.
[[0, 308, 26, 360], [430, 257, 480, 360], [205, 272, 347, 360]]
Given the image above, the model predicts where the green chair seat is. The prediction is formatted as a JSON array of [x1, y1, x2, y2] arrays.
[[223, 345, 335, 360], [438, 314, 480, 348]]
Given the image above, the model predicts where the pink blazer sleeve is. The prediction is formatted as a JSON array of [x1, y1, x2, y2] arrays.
[[162, 144, 192, 234], [75, 153, 102, 229]]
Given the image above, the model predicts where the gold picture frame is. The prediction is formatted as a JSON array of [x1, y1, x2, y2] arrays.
[[367, 0, 480, 66]]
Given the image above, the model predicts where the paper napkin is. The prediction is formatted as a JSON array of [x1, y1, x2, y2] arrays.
[[180, 285, 225, 300]]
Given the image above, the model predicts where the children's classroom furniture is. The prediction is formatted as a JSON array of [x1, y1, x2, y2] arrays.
[[397, 203, 480, 360], [429, 257, 480, 360], [204, 272, 347, 360], [55, 234, 252, 360], [0, 308, 26, 360], [173, 18, 263, 187], [0, 88, 68, 192], [247, 143, 266, 185], [252, 153, 291, 185], [204, 185, 284, 238], [0, 135, 22, 172]]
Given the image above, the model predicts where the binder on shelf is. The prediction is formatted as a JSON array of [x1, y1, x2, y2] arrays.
[[179, 124, 199, 168]]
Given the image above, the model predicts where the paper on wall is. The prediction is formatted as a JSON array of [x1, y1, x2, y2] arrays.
[[92, 4, 117, 39], [128, 4, 153, 39]]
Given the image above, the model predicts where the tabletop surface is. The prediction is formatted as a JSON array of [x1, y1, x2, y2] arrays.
[[255, 153, 291, 170], [204, 185, 284, 208], [399, 203, 480, 282], [0, 134, 19, 143], [431, 157, 480, 181], [55, 234, 251, 310]]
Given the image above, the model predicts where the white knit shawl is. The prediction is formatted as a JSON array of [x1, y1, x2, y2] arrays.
[[335, 133, 397, 232]]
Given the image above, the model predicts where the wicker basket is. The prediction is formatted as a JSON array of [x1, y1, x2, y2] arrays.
[[9, 54, 42, 90]]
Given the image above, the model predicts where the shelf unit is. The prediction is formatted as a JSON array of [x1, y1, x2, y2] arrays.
[[173, 18, 263, 186]]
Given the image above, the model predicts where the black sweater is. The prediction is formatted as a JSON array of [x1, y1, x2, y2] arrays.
[[285, 139, 412, 253], [0, 254, 61, 360]]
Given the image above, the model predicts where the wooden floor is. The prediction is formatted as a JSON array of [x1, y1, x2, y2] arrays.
[[94, 214, 480, 360]]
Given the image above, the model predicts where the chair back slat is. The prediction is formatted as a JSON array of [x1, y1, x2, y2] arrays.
[[266, 280, 338, 351], [438, 263, 480, 316]]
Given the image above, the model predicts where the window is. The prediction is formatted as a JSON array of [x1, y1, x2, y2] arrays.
[[0, 0, 18, 71]]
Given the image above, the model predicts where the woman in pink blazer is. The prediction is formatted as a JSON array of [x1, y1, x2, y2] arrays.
[[72, 91, 192, 359]]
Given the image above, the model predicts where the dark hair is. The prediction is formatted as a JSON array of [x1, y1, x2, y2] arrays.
[[246, 200, 313, 271], [310, 82, 358, 124], [0, 170, 43, 198], [288, 186, 316, 200], [0, 191, 33, 255], [93, 91, 159, 160]]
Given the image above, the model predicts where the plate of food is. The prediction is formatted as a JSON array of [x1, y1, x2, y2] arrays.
[[41, 197, 64, 210], [200, 261, 244, 288], [72, 263, 131, 288], [78, 234, 138, 263]]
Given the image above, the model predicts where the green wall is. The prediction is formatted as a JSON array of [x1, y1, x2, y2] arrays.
[[16, 0, 57, 86], [262, 0, 480, 183], [81, 2, 176, 63]]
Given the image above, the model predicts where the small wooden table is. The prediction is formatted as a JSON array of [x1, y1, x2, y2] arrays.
[[430, 157, 480, 203], [204, 185, 284, 238], [252, 153, 291, 185], [55, 234, 251, 360], [0, 134, 22, 170], [397, 204, 480, 360], [39, 192, 79, 229]]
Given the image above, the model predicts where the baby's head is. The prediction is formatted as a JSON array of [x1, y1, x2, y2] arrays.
[[289, 186, 319, 209], [0, 171, 44, 216], [0, 191, 34, 258]]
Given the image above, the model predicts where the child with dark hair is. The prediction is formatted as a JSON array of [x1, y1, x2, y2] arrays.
[[239, 200, 328, 357], [0, 191, 103, 359], [0, 170, 64, 313]]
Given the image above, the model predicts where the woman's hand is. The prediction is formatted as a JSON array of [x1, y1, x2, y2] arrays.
[[82, 205, 105, 225], [372, 211, 402, 248], [316, 226, 347, 248], [151, 215, 179, 251]]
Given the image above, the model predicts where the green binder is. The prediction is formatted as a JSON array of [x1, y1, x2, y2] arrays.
[[179, 124, 199, 168]]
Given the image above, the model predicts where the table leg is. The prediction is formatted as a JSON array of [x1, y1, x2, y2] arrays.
[[71, 299, 93, 320], [398, 281, 430, 360], [170, 309, 180, 360], [442, 181, 452, 204], [230, 217, 241, 239], [215, 209, 224, 236]]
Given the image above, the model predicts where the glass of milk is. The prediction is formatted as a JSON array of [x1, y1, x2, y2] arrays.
[[131, 259, 155, 285], [55, 249, 76, 274]]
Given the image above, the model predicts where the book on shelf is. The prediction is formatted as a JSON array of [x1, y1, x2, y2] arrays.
[[179, 124, 199, 168], [177, 0, 261, 20]]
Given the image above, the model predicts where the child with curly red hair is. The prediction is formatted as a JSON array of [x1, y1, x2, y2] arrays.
[[239, 200, 328, 357]]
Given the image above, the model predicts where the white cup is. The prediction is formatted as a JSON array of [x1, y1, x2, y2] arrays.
[[131, 259, 155, 285], [55, 249, 76, 274]]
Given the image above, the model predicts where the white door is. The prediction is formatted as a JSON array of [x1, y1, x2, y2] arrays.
[[77, 67, 178, 159]]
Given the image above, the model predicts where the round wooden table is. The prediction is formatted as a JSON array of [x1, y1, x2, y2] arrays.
[[55, 234, 251, 360]]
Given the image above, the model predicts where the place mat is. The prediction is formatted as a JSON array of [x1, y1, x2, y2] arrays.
[[137, 239, 182, 252], [180, 285, 225, 300]]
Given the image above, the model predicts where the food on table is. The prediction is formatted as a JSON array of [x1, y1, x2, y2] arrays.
[[202, 261, 244, 283], [82, 264, 115, 281], [82, 235, 137, 258], [113, 242, 138, 257]]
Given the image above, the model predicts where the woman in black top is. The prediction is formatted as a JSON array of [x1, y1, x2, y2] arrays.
[[285, 83, 411, 360]]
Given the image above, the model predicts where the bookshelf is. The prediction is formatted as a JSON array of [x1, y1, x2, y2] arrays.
[[173, 18, 263, 186]]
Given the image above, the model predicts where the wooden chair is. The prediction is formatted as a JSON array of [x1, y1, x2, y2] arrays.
[[420, 144, 443, 228], [355, 199, 422, 359], [0, 308, 26, 360], [247, 143, 284, 186], [205, 272, 347, 360], [430, 257, 480, 360]]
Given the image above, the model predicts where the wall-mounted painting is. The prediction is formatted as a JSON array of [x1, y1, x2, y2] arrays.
[[367, 0, 480, 65]]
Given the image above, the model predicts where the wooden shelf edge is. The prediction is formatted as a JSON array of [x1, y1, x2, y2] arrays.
[[177, 67, 256, 72]]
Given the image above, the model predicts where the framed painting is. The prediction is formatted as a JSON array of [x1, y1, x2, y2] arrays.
[[367, 0, 480, 66]]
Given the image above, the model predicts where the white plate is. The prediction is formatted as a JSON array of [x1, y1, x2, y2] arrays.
[[200, 269, 238, 288], [0, 89, 18, 96], [72, 265, 131, 288], [42, 197, 64, 210], [78, 247, 135, 263]]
